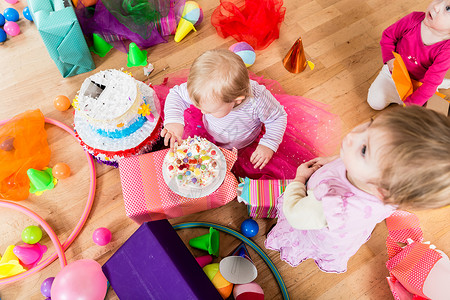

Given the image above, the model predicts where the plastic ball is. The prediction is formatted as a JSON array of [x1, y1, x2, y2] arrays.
[[53, 95, 71, 111], [23, 7, 33, 21], [92, 227, 112, 246], [3, 8, 19, 22], [203, 263, 233, 299], [5, 0, 19, 3], [0, 28, 6, 43], [52, 163, 71, 179], [22, 225, 43, 244], [51, 259, 108, 300], [182, 1, 202, 26], [229, 42, 256, 68], [4, 21, 20, 36], [233, 282, 265, 300], [0, 13, 5, 26], [41, 277, 55, 298], [240, 219, 259, 238]]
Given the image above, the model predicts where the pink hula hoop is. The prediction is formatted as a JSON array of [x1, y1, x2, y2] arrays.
[[0, 117, 96, 284]]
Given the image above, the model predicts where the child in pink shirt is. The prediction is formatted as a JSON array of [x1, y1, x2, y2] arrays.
[[367, 0, 450, 109]]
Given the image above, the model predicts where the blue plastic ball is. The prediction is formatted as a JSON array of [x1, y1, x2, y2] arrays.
[[0, 28, 6, 43], [23, 7, 33, 21], [240, 219, 259, 238], [4, 8, 19, 22], [0, 14, 5, 27]]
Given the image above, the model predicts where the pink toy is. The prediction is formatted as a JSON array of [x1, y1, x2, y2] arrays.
[[195, 255, 213, 268], [13, 243, 48, 269], [5, 0, 19, 4], [50, 259, 108, 300], [93, 227, 112, 246], [4, 21, 20, 36]]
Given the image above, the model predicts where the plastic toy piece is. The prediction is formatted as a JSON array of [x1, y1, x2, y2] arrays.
[[102, 219, 222, 299], [90, 33, 113, 57], [0, 28, 6, 43], [3, 21, 20, 37], [27, 168, 55, 194], [3, 8, 19, 22], [0, 245, 26, 279], [40, 277, 55, 298], [92, 227, 112, 246], [23, 7, 33, 22], [13, 243, 47, 269], [52, 163, 71, 179], [229, 42, 256, 68], [240, 219, 259, 238], [234, 282, 265, 300], [195, 255, 213, 268], [127, 42, 148, 67], [203, 263, 233, 299], [21, 225, 43, 244], [189, 227, 220, 256], [53, 95, 71, 111], [0, 136, 14, 151], [219, 243, 258, 284], [0, 13, 5, 26], [174, 18, 196, 42], [182, 1, 202, 25]]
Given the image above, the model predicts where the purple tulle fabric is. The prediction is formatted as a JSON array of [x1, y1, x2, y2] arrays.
[[76, 0, 185, 52], [153, 70, 342, 180]]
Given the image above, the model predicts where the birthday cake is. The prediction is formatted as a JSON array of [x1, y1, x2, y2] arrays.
[[162, 136, 227, 197], [73, 69, 162, 166]]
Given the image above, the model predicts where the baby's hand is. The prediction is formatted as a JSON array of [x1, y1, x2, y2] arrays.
[[294, 157, 328, 184], [161, 123, 184, 150], [250, 144, 274, 170], [386, 58, 395, 73]]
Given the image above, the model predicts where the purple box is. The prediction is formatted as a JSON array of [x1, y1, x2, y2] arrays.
[[102, 220, 222, 299]]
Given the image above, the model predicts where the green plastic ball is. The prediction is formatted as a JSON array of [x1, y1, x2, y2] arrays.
[[22, 225, 43, 244]]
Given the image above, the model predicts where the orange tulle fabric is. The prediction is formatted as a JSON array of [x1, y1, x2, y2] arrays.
[[0, 110, 51, 200], [211, 0, 286, 50]]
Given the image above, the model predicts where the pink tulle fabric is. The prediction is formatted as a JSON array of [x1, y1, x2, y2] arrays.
[[152, 70, 341, 180]]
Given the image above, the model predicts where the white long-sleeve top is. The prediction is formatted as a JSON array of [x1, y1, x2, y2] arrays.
[[163, 80, 287, 151]]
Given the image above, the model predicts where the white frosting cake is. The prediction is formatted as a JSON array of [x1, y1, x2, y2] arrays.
[[73, 69, 161, 165], [163, 136, 226, 196]]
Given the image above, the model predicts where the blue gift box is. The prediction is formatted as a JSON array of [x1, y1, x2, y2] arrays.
[[28, 0, 95, 78]]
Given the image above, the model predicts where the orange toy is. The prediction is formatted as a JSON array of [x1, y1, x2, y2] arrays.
[[392, 52, 446, 102], [0, 110, 51, 200]]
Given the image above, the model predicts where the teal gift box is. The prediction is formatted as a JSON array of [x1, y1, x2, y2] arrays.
[[28, 0, 95, 78]]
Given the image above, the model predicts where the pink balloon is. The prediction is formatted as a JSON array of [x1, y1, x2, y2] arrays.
[[4, 21, 20, 36], [51, 259, 108, 300]]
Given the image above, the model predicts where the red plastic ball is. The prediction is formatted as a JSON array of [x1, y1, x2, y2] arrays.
[[52, 163, 71, 179], [53, 95, 71, 111]]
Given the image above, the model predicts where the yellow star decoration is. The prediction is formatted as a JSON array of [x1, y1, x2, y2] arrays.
[[138, 104, 152, 117], [72, 95, 79, 109], [122, 70, 133, 77]]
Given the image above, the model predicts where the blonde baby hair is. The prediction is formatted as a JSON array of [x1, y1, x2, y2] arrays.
[[372, 106, 450, 209], [187, 49, 251, 106]]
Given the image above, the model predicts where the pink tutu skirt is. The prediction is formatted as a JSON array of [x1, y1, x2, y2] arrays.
[[153, 70, 341, 180]]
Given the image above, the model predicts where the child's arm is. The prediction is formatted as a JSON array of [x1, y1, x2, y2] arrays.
[[250, 83, 287, 169], [162, 83, 192, 148], [283, 158, 329, 230], [405, 50, 450, 106], [380, 13, 419, 65]]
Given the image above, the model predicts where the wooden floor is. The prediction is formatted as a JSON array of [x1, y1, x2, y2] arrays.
[[0, 0, 449, 299]]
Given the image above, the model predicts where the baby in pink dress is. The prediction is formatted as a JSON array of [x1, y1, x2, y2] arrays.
[[265, 106, 450, 273]]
